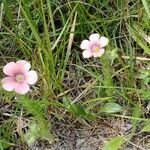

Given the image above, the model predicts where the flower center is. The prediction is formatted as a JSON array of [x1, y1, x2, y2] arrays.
[[15, 74, 24, 82], [92, 46, 99, 52]]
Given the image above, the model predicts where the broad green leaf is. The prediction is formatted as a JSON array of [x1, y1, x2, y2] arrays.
[[142, 123, 150, 132], [84, 112, 96, 121], [101, 103, 123, 113], [103, 136, 124, 150]]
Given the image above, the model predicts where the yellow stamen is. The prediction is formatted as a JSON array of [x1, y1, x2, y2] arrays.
[[16, 74, 24, 82], [92, 47, 99, 52]]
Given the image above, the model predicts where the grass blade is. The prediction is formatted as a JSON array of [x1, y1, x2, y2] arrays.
[[141, 0, 150, 19]]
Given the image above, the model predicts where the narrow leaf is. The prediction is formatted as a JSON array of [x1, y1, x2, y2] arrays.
[[141, 0, 150, 19], [128, 26, 150, 55]]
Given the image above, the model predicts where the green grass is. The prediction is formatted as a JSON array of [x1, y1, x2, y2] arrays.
[[0, 0, 150, 149]]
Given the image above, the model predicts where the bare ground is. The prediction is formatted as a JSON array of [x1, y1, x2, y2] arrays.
[[29, 118, 150, 150]]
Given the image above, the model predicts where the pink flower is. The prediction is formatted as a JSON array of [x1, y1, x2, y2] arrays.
[[80, 33, 109, 58], [2, 60, 38, 94]]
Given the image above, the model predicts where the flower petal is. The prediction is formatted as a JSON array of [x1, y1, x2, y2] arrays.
[[15, 82, 30, 94], [82, 50, 93, 58], [80, 40, 91, 50], [2, 77, 16, 91], [3, 62, 17, 76], [16, 60, 31, 73], [26, 70, 38, 85], [93, 48, 105, 57], [89, 33, 100, 42], [99, 36, 109, 48]]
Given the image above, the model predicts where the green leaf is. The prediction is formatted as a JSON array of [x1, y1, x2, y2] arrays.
[[84, 112, 96, 121], [63, 97, 77, 113], [142, 123, 150, 132], [101, 103, 123, 113], [3, 0, 17, 33], [103, 136, 124, 150], [63, 97, 96, 121], [0, 139, 12, 149], [131, 104, 142, 135], [106, 48, 119, 62], [140, 89, 150, 100], [25, 121, 53, 146], [24, 122, 39, 145], [128, 25, 150, 55], [139, 66, 150, 85], [141, 0, 150, 19], [75, 104, 87, 116], [18, 96, 53, 144], [63, 98, 86, 116]]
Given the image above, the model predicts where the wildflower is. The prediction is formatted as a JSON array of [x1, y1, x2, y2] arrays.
[[2, 60, 38, 94], [80, 33, 109, 58]]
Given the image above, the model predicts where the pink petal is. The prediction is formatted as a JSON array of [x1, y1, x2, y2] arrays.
[[89, 33, 100, 42], [26, 70, 38, 85], [2, 77, 17, 91], [93, 48, 105, 57], [80, 40, 91, 50], [15, 82, 30, 94], [16, 60, 31, 73], [82, 50, 93, 58], [3, 62, 17, 76], [99, 36, 109, 48]]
